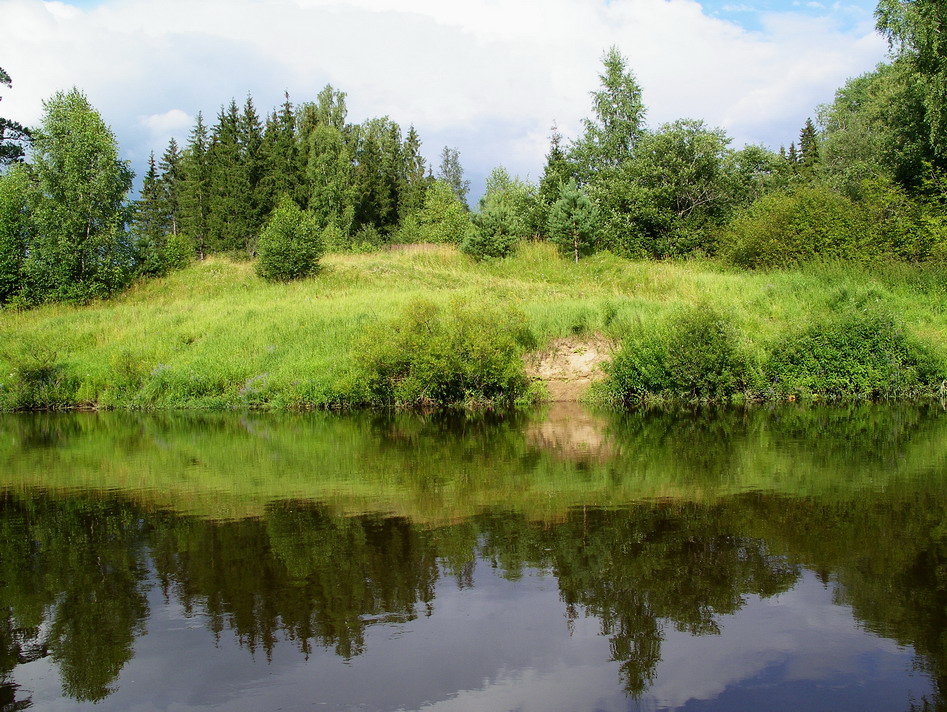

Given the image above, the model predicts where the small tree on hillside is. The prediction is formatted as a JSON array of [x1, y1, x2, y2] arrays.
[[547, 180, 598, 263], [256, 196, 322, 281]]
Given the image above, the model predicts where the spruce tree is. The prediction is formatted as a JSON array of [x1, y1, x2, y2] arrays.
[[798, 118, 820, 171], [132, 152, 169, 276], [179, 112, 210, 259], [398, 126, 429, 220], [539, 123, 574, 213], [207, 100, 253, 254], [239, 95, 266, 235], [158, 137, 182, 237], [260, 92, 301, 214]]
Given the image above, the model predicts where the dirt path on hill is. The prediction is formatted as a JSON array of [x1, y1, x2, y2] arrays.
[[525, 335, 615, 402]]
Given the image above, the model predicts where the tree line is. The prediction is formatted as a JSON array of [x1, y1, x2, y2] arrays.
[[1, 0, 946, 303]]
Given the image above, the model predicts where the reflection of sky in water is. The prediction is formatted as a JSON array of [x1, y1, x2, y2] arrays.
[[16, 565, 929, 712]]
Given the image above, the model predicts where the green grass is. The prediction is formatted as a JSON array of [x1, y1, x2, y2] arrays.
[[2, 242, 947, 409]]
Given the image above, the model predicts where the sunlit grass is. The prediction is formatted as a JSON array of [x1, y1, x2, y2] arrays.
[[2, 242, 946, 409]]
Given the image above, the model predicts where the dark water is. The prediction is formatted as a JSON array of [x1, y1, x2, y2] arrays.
[[1, 403, 946, 711]]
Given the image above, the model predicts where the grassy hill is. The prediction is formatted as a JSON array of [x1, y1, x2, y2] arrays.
[[1, 243, 946, 410]]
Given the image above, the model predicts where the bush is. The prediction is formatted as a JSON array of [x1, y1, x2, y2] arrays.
[[721, 186, 861, 268], [463, 203, 520, 259], [766, 305, 944, 399], [0, 345, 79, 410], [416, 180, 475, 244], [356, 299, 537, 407], [603, 306, 751, 403], [256, 196, 322, 282]]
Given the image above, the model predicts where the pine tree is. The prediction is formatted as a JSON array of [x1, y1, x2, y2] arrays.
[[547, 180, 598, 263], [179, 112, 211, 259]]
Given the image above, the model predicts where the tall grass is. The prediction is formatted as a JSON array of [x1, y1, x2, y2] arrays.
[[1, 243, 947, 409]]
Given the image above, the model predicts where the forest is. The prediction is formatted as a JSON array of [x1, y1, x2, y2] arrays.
[[2, 0, 947, 408]]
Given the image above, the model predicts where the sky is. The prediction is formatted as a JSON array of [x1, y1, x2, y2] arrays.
[[1, 0, 889, 200]]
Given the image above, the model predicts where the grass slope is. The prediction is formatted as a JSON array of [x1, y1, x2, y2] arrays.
[[2, 243, 947, 409]]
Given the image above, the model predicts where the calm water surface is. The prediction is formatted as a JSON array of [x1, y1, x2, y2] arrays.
[[0, 404, 945, 711]]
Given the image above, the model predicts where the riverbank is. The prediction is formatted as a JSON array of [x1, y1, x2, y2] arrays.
[[1, 243, 946, 410]]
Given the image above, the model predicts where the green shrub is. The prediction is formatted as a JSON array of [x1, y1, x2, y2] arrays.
[[463, 203, 520, 259], [356, 299, 537, 407], [721, 186, 861, 268], [0, 345, 79, 410], [603, 306, 751, 403], [766, 305, 944, 399], [256, 197, 322, 282], [417, 180, 475, 244]]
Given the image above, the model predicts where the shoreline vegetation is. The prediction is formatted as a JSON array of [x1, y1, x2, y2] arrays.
[[1, 243, 946, 412], [4, 6, 947, 410]]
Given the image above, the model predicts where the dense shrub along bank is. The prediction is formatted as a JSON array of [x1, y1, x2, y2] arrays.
[[600, 301, 946, 404], [355, 299, 538, 407]]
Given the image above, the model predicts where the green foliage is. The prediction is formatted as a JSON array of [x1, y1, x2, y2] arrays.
[[722, 180, 944, 268], [571, 46, 646, 178], [25, 88, 133, 304], [436, 146, 470, 208], [592, 119, 737, 258], [818, 61, 932, 194], [0, 66, 30, 167], [603, 307, 750, 403], [415, 180, 474, 244], [255, 196, 322, 282], [356, 299, 536, 407], [721, 186, 864, 268], [0, 342, 79, 410], [0, 165, 29, 304], [767, 302, 944, 399], [464, 167, 537, 259], [547, 180, 598, 262], [876, 0, 947, 160]]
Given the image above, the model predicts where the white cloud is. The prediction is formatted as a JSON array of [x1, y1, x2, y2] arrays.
[[1, 0, 887, 190]]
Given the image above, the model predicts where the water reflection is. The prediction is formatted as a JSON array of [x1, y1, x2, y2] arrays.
[[0, 404, 945, 710]]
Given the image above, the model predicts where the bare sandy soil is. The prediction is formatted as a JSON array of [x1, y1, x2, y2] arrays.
[[525, 335, 615, 402]]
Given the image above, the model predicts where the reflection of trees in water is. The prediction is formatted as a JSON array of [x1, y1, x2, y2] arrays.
[[2, 404, 947, 705], [0, 492, 148, 706]]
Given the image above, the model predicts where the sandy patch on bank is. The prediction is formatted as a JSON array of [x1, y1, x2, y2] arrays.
[[525, 335, 615, 402]]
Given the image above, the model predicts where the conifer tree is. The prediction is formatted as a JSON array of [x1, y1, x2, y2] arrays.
[[158, 137, 182, 237], [398, 126, 429, 220], [0, 67, 30, 167], [798, 118, 821, 172], [539, 123, 574, 211], [179, 112, 211, 259], [132, 152, 169, 276], [207, 100, 253, 253], [260, 92, 301, 213], [239, 95, 266, 234], [547, 180, 598, 263]]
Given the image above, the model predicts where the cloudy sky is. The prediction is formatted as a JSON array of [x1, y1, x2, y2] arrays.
[[2, 0, 888, 198]]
